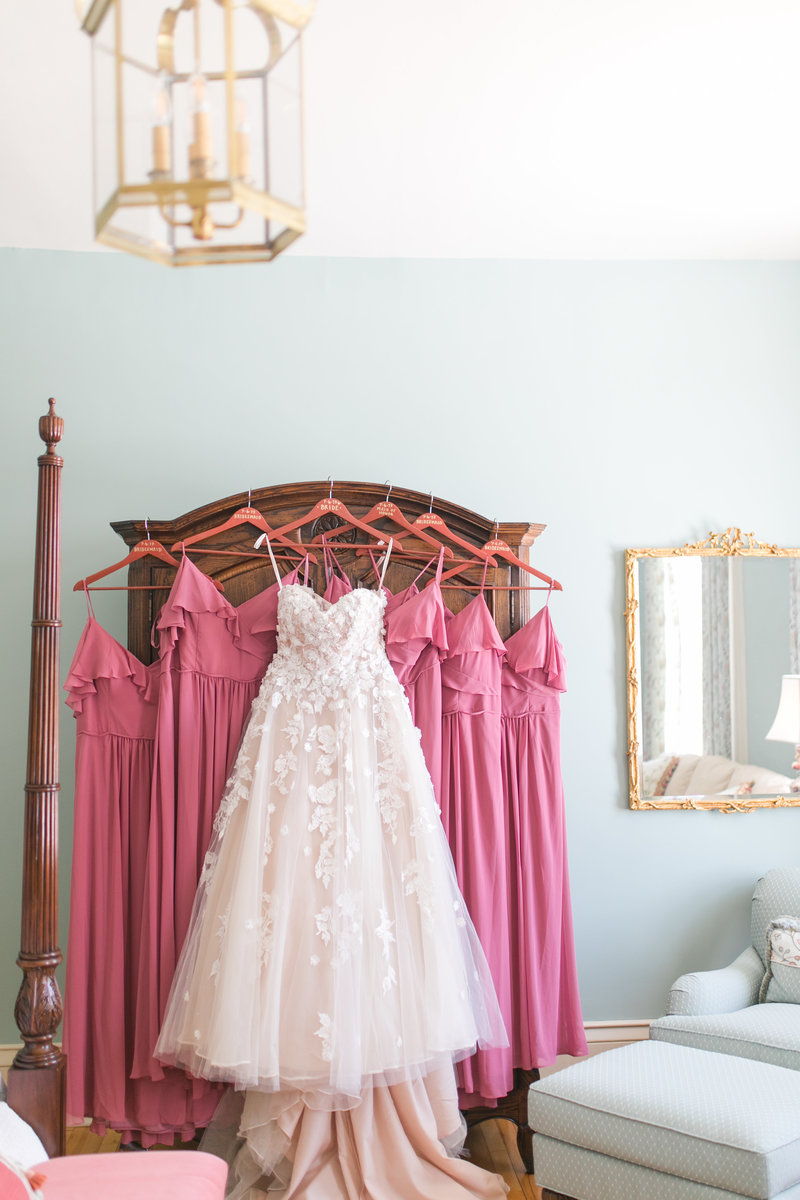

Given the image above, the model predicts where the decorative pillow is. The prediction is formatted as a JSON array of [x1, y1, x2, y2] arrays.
[[653, 756, 680, 796], [759, 916, 800, 1003], [642, 754, 676, 796]]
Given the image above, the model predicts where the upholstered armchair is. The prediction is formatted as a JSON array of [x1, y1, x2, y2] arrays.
[[650, 867, 800, 1071]]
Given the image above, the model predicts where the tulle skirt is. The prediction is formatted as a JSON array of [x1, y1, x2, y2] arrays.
[[155, 664, 507, 1110]]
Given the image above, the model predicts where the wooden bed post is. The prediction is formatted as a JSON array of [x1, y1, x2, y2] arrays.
[[7, 400, 66, 1157]]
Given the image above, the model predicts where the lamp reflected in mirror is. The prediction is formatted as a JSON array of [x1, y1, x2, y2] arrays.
[[766, 675, 800, 791], [626, 528, 800, 811]]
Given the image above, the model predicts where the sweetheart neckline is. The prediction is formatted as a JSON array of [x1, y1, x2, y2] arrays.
[[279, 582, 387, 613]]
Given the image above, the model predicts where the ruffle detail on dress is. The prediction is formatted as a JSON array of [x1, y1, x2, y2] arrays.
[[440, 664, 501, 699], [88, 1103, 221, 1150], [445, 596, 506, 659], [156, 555, 240, 651], [385, 584, 449, 656], [504, 607, 566, 690], [64, 618, 152, 714]]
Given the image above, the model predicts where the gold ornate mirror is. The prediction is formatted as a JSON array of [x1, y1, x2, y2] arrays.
[[626, 529, 800, 811]]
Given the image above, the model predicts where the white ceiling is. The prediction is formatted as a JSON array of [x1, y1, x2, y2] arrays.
[[3, 0, 800, 258]]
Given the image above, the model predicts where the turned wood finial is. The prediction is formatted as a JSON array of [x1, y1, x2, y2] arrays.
[[38, 399, 63, 455]]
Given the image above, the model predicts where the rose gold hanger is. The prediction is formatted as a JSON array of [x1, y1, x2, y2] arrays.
[[173, 490, 315, 562], [390, 491, 497, 566], [73, 520, 189, 592]]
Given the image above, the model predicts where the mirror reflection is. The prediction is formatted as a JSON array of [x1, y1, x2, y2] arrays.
[[627, 532, 800, 810]]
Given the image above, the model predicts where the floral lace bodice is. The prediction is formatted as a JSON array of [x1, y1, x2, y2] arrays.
[[267, 584, 396, 703], [211, 584, 410, 844]]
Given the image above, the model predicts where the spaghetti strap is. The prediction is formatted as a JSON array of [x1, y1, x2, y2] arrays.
[[261, 536, 283, 588], [366, 548, 383, 587], [411, 549, 441, 587], [378, 537, 393, 589], [303, 553, 311, 588], [84, 584, 96, 619], [479, 554, 490, 595], [435, 544, 445, 585], [254, 532, 283, 588]]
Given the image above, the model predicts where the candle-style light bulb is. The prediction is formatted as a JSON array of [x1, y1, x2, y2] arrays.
[[151, 75, 172, 176], [188, 70, 213, 178]]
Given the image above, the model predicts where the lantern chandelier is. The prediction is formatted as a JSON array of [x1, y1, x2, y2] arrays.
[[78, 0, 315, 266]]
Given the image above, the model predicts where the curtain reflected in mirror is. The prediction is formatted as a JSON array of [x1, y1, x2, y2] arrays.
[[626, 530, 800, 810]]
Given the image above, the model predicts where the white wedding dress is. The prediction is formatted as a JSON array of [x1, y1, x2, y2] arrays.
[[155, 582, 507, 1198]]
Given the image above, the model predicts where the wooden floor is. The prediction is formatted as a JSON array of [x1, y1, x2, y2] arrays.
[[67, 1117, 542, 1199], [463, 1119, 542, 1200]]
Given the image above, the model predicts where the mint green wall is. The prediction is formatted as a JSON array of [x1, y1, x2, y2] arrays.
[[1, 249, 799, 1044]]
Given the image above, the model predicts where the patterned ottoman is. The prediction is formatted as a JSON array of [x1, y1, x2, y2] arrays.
[[528, 1039, 800, 1200]]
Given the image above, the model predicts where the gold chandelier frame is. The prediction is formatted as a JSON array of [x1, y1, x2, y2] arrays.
[[79, 0, 315, 265]]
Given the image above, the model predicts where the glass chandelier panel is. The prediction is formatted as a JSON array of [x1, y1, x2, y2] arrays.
[[81, 0, 313, 266]]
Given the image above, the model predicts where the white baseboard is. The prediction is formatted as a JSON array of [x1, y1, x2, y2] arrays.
[[539, 1019, 651, 1078], [584, 1018, 651, 1044]]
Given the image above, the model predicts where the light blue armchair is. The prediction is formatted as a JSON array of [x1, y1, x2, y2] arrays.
[[650, 868, 800, 1071]]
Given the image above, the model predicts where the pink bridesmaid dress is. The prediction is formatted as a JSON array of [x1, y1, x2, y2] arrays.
[[502, 605, 587, 1066], [384, 549, 448, 802], [440, 591, 513, 1106], [64, 610, 220, 1145], [133, 554, 296, 1082]]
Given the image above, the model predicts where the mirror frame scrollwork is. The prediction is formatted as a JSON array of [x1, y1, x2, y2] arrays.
[[626, 528, 800, 812]]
